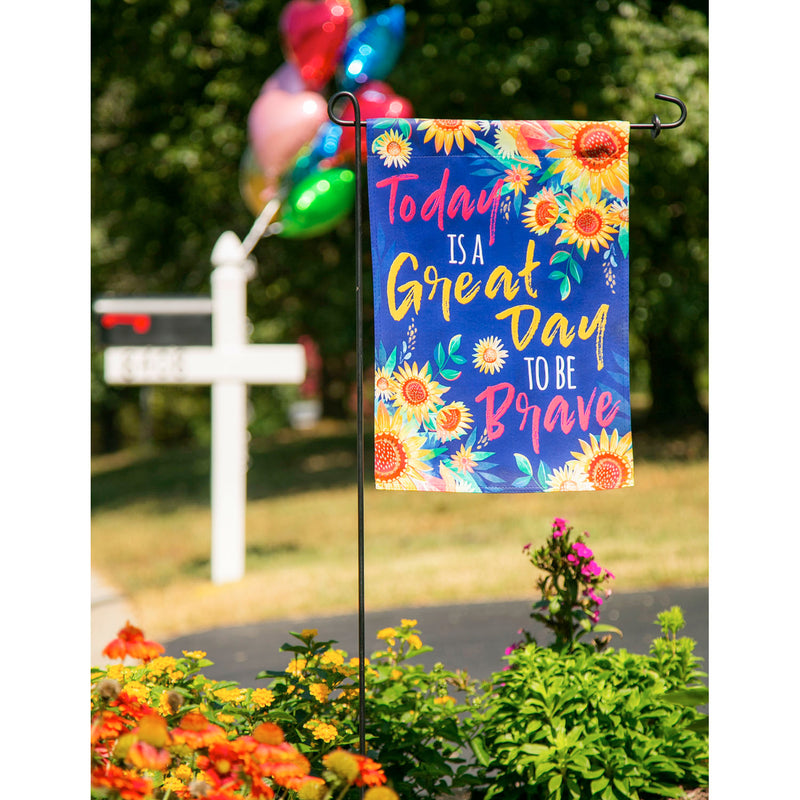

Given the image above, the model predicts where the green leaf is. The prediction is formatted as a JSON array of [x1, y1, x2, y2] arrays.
[[435, 342, 446, 369], [548, 773, 563, 793], [440, 368, 462, 381], [451, 353, 467, 364], [469, 736, 492, 767], [591, 776, 610, 793], [514, 452, 533, 476], [448, 333, 462, 355], [550, 250, 570, 265], [663, 685, 708, 707], [560, 276, 571, 300]]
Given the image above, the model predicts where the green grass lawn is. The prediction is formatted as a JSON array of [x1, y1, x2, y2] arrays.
[[92, 421, 708, 641]]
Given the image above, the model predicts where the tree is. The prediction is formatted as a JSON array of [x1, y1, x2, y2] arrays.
[[91, 0, 708, 450]]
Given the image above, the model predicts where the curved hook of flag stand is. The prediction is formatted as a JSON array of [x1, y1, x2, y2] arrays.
[[326, 89, 687, 762]]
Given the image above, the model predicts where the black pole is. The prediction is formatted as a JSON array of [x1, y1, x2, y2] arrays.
[[328, 90, 367, 763]]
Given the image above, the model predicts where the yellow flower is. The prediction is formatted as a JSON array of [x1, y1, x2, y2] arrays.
[[122, 681, 149, 703], [434, 696, 455, 705], [377, 627, 397, 643], [323, 749, 360, 781], [434, 402, 473, 443], [216, 713, 236, 724], [251, 688, 275, 708], [389, 361, 449, 423], [400, 619, 418, 629], [365, 788, 401, 800], [305, 720, 338, 743], [569, 428, 634, 490], [504, 165, 532, 196], [349, 657, 370, 668], [182, 650, 207, 660], [320, 649, 345, 667], [546, 120, 629, 199], [374, 402, 434, 491], [145, 656, 178, 677], [417, 118, 481, 154], [522, 187, 561, 235], [448, 444, 478, 475], [287, 657, 307, 677], [309, 683, 330, 703], [373, 129, 413, 168], [555, 192, 617, 258], [106, 664, 126, 682], [174, 764, 193, 781], [214, 687, 246, 704], [545, 463, 592, 492], [390, 669, 403, 681], [473, 336, 509, 375], [406, 634, 423, 650], [300, 628, 318, 639], [161, 777, 185, 794]]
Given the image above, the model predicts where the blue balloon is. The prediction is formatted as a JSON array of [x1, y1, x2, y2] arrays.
[[338, 5, 405, 92], [289, 121, 343, 185]]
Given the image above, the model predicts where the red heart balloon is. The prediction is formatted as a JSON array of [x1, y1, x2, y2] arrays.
[[279, 0, 353, 91], [337, 81, 414, 162]]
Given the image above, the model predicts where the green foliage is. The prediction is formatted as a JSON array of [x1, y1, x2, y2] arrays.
[[254, 620, 480, 800], [91, 0, 708, 448], [467, 636, 708, 800]]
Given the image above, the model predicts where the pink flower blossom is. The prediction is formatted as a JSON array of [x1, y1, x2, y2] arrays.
[[552, 518, 568, 537], [572, 542, 593, 559], [566, 554, 578, 564], [581, 560, 602, 578]]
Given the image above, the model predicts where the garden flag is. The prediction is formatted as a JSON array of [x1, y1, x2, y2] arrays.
[[366, 118, 634, 493]]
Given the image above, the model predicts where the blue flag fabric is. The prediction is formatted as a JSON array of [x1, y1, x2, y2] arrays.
[[366, 118, 633, 493]]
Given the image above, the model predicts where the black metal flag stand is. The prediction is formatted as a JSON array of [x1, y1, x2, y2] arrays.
[[325, 92, 687, 761]]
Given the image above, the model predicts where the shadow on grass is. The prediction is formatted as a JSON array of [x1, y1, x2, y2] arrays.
[[91, 416, 707, 513], [91, 424, 361, 512]]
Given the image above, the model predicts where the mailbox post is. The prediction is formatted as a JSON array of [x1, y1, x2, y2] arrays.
[[95, 231, 306, 584]]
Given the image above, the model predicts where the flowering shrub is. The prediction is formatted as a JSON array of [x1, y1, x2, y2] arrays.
[[254, 620, 480, 799], [91, 636, 398, 800], [92, 518, 707, 800], [521, 517, 620, 651]]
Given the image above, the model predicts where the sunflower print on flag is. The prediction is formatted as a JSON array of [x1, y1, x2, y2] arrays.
[[366, 116, 634, 493]]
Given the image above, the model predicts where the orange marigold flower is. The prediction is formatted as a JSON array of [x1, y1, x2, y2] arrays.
[[103, 621, 165, 663], [91, 764, 153, 800], [354, 754, 388, 787], [126, 739, 172, 771], [253, 722, 284, 745], [171, 711, 227, 749]]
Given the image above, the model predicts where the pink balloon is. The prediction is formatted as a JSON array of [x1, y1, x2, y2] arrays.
[[247, 86, 329, 183], [337, 81, 414, 162], [279, 0, 353, 91], [261, 62, 307, 95]]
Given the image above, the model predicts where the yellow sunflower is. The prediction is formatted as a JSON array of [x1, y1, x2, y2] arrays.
[[504, 165, 532, 196], [449, 443, 478, 474], [607, 199, 629, 231], [473, 336, 509, 375], [522, 187, 561, 234], [556, 193, 617, 258], [434, 401, 473, 442], [373, 129, 413, 168], [569, 428, 634, 491], [546, 120, 629, 199], [545, 462, 592, 492], [374, 401, 434, 490], [417, 119, 481, 154], [374, 366, 394, 402], [389, 361, 449, 422]]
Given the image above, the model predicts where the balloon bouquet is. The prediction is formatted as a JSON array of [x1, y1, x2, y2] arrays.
[[239, 0, 412, 245]]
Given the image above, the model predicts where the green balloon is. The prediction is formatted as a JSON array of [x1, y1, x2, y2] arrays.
[[278, 168, 356, 239]]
